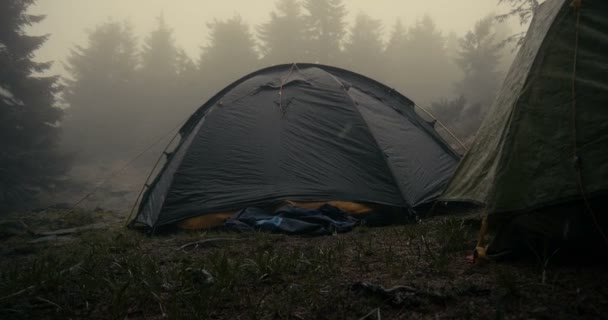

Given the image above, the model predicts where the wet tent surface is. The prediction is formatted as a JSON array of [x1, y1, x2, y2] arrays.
[[442, 0, 608, 217], [134, 64, 459, 228]]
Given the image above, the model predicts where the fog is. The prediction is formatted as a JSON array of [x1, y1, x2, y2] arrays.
[[29, 0, 516, 76], [6, 0, 526, 211]]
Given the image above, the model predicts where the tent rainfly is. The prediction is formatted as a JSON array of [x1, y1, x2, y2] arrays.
[[440, 0, 608, 255], [130, 64, 460, 230]]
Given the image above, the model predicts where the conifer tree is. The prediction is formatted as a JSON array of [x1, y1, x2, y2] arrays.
[[343, 13, 384, 77], [0, 0, 65, 209], [62, 20, 139, 162], [302, 0, 347, 64], [258, 0, 308, 64], [198, 16, 259, 94]]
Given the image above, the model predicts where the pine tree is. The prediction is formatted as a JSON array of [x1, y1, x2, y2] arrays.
[[0, 0, 65, 209], [140, 14, 178, 84], [198, 16, 259, 95], [302, 0, 347, 64], [430, 16, 505, 142], [62, 20, 139, 162], [140, 16, 200, 127], [383, 19, 408, 86], [175, 49, 200, 104], [258, 0, 308, 65], [385, 19, 407, 59], [342, 13, 384, 77], [455, 16, 503, 110], [397, 15, 455, 105], [175, 48, 202, 113], [136, 14, 186, 147]]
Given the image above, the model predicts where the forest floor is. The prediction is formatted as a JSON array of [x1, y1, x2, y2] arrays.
[[0, 207, 607, 320]]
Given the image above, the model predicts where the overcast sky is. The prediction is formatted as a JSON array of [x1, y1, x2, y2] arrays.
[[28, 0, 518, 76]]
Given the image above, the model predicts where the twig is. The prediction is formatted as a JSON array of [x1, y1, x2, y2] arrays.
[[59, 261, 84, 275], [35, 222, 109, 236], [177, 238, 246, 250], [150, 292, 166, 318], [421, 235, 436, 261], [358, 307, 381, 320], [36, 296, 63, 310], [0, 285, 36, 301], [542, 248, 561, 285]]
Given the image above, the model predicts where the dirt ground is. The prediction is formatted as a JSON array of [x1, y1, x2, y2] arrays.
[[0, 208, 607, 320]]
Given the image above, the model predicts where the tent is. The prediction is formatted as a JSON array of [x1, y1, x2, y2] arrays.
[[441, 0, 608, 255], [130, 63, 460, 230]]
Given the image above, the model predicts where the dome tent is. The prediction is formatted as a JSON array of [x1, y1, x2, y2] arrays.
[[130, 63, 460, 230], [440, 0, 608, 256]]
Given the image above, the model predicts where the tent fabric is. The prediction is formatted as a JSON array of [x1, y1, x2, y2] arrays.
[[441, 0, 608, 228], [224, 204, 359, 235], [131, 64, 459, 230]]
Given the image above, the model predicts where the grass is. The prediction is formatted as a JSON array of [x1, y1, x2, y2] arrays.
[[1, 209, 607, 319]]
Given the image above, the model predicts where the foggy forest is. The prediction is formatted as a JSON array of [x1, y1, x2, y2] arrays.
[[2, 0, 525, 211], [4, 1, 608, 319]]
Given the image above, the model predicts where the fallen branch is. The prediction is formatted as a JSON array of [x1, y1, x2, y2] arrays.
[[36, 296, 63, 310], [358, 307, 381, 320], [0, 285, 36, 301], [35, 222, 109, 237], [177, 238, 246, 250], [0, 220, 33, 233], [351, 282, 447, 308], [28, 235, 74, 244]]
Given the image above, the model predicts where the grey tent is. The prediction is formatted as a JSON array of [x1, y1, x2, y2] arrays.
[[130, 64, 459, 230], [441, 0, 608, 254]]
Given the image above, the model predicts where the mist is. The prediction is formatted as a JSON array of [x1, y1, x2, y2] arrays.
[[28, 0, 517, 75], [6, 2, 608, 318], [13, 0, 523, 210]]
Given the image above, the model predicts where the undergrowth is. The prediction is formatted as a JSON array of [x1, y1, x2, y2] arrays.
[[1, 214, 605, 320]]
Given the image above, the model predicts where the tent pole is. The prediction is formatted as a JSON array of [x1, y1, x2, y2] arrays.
[[414, 103, 469, 153]]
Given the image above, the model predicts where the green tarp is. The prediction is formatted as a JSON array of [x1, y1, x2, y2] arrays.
[[441, 0, 608, 228]]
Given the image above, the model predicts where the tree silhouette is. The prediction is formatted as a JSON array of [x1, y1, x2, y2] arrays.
[[199, 16, 259, 95], [136, 14, 192, 149], [62, 20, 139, 162], [140, 14, 178, 84], [302, 0, 347, 64], [393, 15, 455, 105], [385, 19, 407, 59], [0, 0, 66, 209], [258, 0, 309, 65], [343, 13, 384, 78], [455, 15, 503, 111], [174, 48, 203, 117], [383, 19, 409, 83], [430, 16, 505, 143]]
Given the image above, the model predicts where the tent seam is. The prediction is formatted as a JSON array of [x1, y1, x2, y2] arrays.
[[326, 73, 411, 207]]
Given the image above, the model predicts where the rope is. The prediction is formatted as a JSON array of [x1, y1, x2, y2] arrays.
[[278, 63, 298, 115], [124, 120, 185, 225], [569, 1, 608, 248], [413, 103, 469, 153], [57, 116, 186, 230], [72, 119, 185, 208]]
